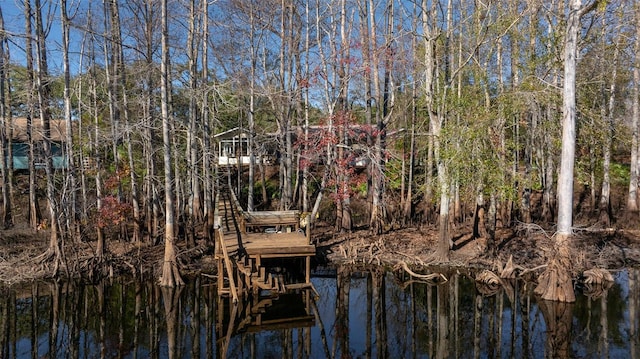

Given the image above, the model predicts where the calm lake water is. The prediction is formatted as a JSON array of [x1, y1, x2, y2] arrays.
[[0, 267, 639, 358]]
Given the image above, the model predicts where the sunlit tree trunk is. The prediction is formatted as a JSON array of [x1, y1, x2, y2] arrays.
[[104, 0, 123, 219], [0, 8, 13, 229], [302, 0, 311, 213], [359, 0, 374, 221], [628, 2, 640, 214], [141, 0, 160, 244], [61, 0, 78, 239], [24, 0, 41, 230], [422, 0, 451, 261], [536, 0, 598, 303], [370, 0, 395, 234], [89, 43, 106, 255], [338, 0, 352, 232], [274, 0, 294, 211], [308, 0, 337, 227], [247, 0, 257, 212], [403, 1, 419, 223], [159, 0, 184, 287], [35, 0, 62, 269], [112, 13, 141, 244], [202, 0, 215, 242], [187, 0, 203, 227], [598, 18, 621, 227]]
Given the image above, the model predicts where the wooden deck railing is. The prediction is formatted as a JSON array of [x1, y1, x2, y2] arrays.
[[213, 191, 239, 303], [227, 186, 309, 241]]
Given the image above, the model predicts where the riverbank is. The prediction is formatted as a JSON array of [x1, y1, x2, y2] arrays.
[[2, 220, 639, 286], [316, 223, 640, 279]]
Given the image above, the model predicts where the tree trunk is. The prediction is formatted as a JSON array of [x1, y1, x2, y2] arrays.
[[24, 0, 41, 231], [90, 49, 105, 256], [0, 8, 13, 229], [247, 1, 257, 212], [202, 0, 214, 243], [187, 0, 203, 225], [35, 0, 62, 269], [422, 0, 450, 261], [627, 3, 640, 214], [536, 0, 598, 303], [368, 0, 393, 235], [143, 0, 160, 244], [112, 13, 141, 243], [159, 0, 184, 287], [598, 19, 620, 228], [61, 0, 78, 239], [473, 192, 488, 239]]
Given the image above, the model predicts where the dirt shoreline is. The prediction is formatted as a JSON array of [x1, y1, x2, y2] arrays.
[[2, 221, 639, 287]]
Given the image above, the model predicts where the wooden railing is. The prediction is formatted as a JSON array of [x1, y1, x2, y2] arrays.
[[227, 187, 309, 241], [213, 191, 238, 303]]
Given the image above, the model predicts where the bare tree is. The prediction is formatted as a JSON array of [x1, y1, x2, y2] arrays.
[[422, 0, 451, 262], [536, 0, 601, 303], [23, 0, 42, 230], [598, 14, 622, 227], [33, 0, 64, 271], [202, 0, 215, 242], [0, 7, 13, 229], [60, 0, 78, 239], [187, 0, 203, 227], [159, 0, 184, 287], [627, 1, 640, 214]]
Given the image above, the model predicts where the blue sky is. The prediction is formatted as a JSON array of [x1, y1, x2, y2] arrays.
[[2, 0, 78, 75]]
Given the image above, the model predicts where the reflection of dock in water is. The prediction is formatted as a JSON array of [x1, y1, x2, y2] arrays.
[[216, 289, 317, 357]]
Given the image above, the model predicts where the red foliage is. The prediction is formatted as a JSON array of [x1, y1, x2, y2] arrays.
[[103, 166, 130, 191], [295, 110, 373, 204], [98, 196, 133, 229]]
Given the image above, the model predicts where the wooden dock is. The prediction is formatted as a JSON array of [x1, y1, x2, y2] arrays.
[[214, 185, 316, 302]]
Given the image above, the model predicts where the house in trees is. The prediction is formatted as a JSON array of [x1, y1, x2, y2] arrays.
[[5, 117, 68, 171], [213, 125, 404, 168], [214, 127, 252, 166], [213, 127, 279, 167]]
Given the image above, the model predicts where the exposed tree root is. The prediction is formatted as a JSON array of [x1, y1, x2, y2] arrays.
[[475, 270, 501, 296], [581, 269, 614, 299], [498, 255, 522, 279], [582, 268, 614, 285], [476, 270, 500, 285], [519, 264, 548, 276], [394, 261, 447, 284], [535, 235, 576, 302]]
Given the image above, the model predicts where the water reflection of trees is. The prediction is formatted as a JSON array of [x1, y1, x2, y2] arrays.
[[328, 266, 639, 359], [0, 269, 638, 358]]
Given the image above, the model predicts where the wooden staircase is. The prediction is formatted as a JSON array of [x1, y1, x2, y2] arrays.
[[236, 258, 288, 295]]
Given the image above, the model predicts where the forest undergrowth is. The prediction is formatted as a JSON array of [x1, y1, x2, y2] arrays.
[[1, 207, 639, 287]]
